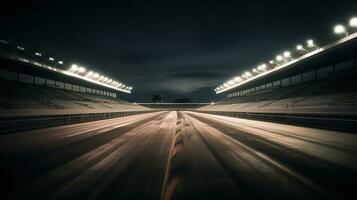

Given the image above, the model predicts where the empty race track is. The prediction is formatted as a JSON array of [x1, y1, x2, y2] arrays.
[[1, 111, 357, 200]]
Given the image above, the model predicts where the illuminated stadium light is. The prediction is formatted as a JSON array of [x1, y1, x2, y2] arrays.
[[350, 17, 357, 27], [234, 76, 242, 82], [228, 80, 235, 85], [78, 67, 86, 73], [296, 44, 309, 53], [93, 73, 100, 79], [276, 55, 283, 61], [252, 68, 258, 73], [98, 75, 105, 81], [283, 51, 291, 58], [2, 42, 132, 94], [244, 71, 252, 77], [215, 16, 357, 94], [86, 71, 94, 77], [70, 64, 78, 71], [258, 64, 267, 71], [307, 39, 315, 48], [334, 24, 347, 36], [17, 46, 25, 51]]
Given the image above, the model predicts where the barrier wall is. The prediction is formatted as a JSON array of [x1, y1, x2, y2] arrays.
[[0, 110, 155, 134]]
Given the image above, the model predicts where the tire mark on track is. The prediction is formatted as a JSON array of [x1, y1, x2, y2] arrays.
[[2, 112, 169, 200], [187, 112, 357, 198], [162, 112, 244, 200], [189, 112, 357, 154], [186, 114, 333, 200], [46, 112, 174, 200], [161, 112, 182, 200]]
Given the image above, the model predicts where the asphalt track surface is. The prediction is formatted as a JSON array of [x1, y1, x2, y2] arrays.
[[0, 111, 357, 200]]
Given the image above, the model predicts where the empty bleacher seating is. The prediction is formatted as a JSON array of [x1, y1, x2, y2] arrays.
[[0, 78, 148, 111], [198, 76, 357, 113]]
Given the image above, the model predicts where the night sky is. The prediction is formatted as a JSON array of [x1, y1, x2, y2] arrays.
[[1, 0, 357, 102]]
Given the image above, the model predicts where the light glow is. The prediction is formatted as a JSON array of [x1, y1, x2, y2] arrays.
[[215, 25, 357, 94], [307, 39, 315, 47], [258, 64, 267, 71], [334, 24, 346, 34], [234, 76, 242, 82], [78, 67, 86, 73], [276, 55, 283, 61], [350, 17, 357, 27], [283, 51, 291, 58], [70, 64, 78, 71]]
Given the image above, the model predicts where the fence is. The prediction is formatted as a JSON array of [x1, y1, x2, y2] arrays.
[[196, 111, 357, 133], [0, 110, 155, 134]]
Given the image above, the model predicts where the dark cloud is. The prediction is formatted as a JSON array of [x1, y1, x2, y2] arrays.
[[171, 72, 222, 79], [1, 0, 357, 102]]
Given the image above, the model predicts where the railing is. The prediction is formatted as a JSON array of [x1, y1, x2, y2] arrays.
[[0, 110, 155, 134], [196, 110, 357, 133]]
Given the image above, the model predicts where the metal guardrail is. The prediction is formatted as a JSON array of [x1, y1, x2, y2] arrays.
[[196, 111, 357, 133], [0, 110, 155, 134]]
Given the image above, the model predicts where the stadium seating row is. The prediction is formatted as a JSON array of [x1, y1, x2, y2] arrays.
[[198, 76, 357, 114], [0, 78, 148, 111]]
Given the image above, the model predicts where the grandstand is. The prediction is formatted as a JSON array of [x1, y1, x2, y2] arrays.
[[0, 78, 148, 117], [200, 20, 357, 118], [198, 73, 357, 115], [0, 42, 150, 132]]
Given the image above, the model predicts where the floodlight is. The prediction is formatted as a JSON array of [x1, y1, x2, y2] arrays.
[[350, 17, 357, 27], [234, 76, 242, 82], [276, 55, 283, 61], [228, 80, 235, 85], [334, 24, 346, 35], [78, 67, 86, 73], [283, 51, 291, 58], [307, 39, 315, 47], [70, 64, 78, 71]]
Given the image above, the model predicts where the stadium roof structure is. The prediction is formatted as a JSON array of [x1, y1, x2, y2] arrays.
[[215, 17, 357, 94], [0, 41, 132, 94]]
